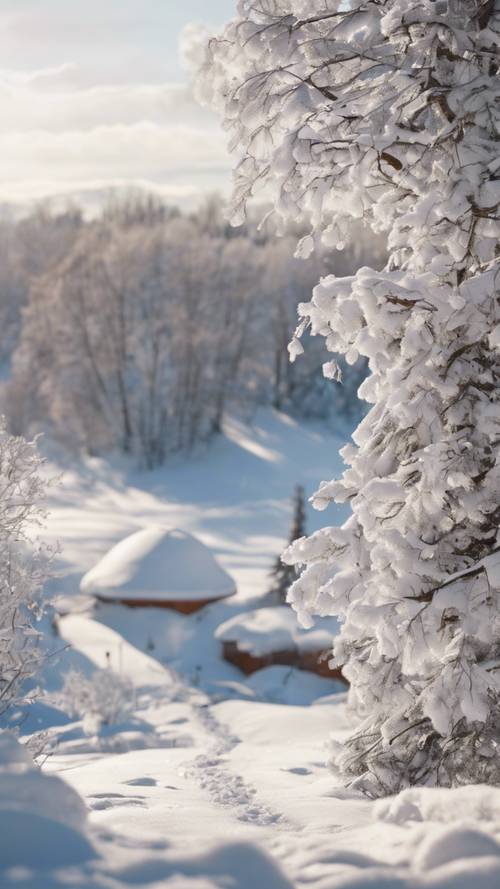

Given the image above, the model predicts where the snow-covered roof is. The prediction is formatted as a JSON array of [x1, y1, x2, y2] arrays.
[[215, 606, 339, 658], [80, 527, 236, 602]]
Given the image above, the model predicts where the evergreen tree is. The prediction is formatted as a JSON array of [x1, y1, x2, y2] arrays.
[[268, 485, 307, 605], [201, 1, 500, 794]]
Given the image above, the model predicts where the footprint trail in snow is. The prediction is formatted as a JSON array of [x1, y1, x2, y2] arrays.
[[184, 701, 286, 827]]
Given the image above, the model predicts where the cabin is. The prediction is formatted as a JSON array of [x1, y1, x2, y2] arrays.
[[215, 606, 346, 683], [80, 527, 236, 614]]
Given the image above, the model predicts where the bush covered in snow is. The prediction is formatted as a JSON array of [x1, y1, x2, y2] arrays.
[[58, 668, 134, 735], [201, 1, 500, 794], [0, 420, 50, 720]]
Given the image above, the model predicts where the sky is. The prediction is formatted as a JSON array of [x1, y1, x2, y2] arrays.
[[0, 0, 237, 211]]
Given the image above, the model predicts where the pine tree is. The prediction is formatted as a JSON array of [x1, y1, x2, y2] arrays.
[[268, 485, 307, 605], [201, 1, 500, 794]]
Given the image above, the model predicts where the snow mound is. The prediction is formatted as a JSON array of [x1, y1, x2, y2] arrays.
[[245, 665, 343, 705], [0, 731, 87, 830], [114, 840, 294, 889], [370, 786, 500, 888], [80, 526, 236, 602], [215, 606, 339, 657], [415, 826, 500, 871], [0, 731, 95, 870], [0, 811, 95, 870], [375, 784, 500, 826]]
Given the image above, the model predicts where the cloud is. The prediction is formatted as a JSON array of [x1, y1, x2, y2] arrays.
[[0, 177, 211, 211], [0, 80, 214, 132], [0, 60, 230, 207], [0, 63, 78, 87], [0, 8, 233, 209], [0, 122, 229, 205], [0, 122, 227, 176]]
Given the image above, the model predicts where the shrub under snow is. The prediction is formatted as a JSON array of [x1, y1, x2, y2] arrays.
[[59, 667, 134, 735]]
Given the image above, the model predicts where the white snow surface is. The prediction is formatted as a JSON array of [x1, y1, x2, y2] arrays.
[[215, 605, 340, 656], [80, 526, 236, 602], [7, 411, 500, 887]]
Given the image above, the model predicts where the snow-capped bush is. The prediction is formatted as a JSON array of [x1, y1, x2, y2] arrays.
[[59, 668, 134, 734], [0, 420, 50, 719], [201, 1, 500, 794]]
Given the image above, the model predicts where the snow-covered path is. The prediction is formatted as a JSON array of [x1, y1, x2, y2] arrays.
[[50, 610, 365, 887], [54, 611, 298, 842]]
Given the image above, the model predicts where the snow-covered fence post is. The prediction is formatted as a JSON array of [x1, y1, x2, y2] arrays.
[[199, 0, 500, 794]]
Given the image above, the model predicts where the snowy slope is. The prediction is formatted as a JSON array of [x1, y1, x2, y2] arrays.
[[41, 410, 350, 602], [9, 410, 500, 888]]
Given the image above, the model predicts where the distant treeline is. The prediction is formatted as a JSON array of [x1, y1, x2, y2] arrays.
[[0, 193, 386, 466]]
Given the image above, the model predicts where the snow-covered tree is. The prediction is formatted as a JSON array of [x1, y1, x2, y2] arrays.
[[268, 484, 307, 604], [3, 198, 385, 462], [201, 1, 500, 794], [7, 212, 263, 463], [0, 421, 49, 718]]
